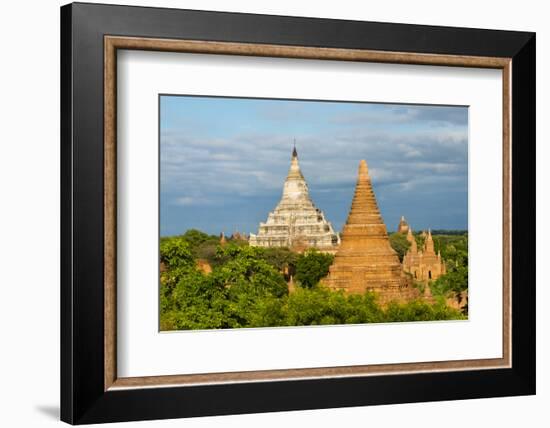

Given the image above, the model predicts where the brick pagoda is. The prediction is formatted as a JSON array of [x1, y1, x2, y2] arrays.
[[322, 160, 418, 303]]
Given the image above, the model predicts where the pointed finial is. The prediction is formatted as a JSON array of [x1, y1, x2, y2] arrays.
[[358, 159, 369, 178], [292, 139, 298, 158]]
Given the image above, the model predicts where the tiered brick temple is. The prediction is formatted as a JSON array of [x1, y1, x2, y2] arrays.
[[322, 160, 418, 303], [249, 147, 340, 252], [402, 228, 446, 281]]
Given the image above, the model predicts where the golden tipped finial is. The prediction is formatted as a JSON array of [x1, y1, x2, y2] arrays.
[[358, 159, 369, 178]]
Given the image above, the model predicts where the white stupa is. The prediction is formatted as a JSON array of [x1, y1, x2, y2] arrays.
[[249, 146, 340, 253]]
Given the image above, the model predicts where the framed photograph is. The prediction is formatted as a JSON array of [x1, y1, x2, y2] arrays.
[[60, 2, 535, 424]]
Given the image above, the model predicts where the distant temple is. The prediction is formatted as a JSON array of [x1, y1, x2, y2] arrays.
[[397, 215, 410, 234], [402, 228, 446, 281], [249, 146, 340, 252], [230, 231, 247, 241], [322, 160, 418, 303]]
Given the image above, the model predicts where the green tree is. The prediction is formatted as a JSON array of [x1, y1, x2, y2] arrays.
[[216, 245, 289, 298], [415, 233, 426, 250], [159, 229, 467, 331], [180, 228, 217, 248], [294, 249, 334, 289], [258, 247, 298, 272], [427, 233, 468, 315], [160, 236, 194, 269], [431, 257, 468, 296], [383, 298, 464, 322], [389, 232, 411, 261]]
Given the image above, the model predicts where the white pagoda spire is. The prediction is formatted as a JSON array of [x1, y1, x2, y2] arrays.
[[249, 145, 340, 252]]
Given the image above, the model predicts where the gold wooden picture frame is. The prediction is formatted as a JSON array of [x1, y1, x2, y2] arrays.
[[61, 3, 534, 424], [104, 36, 511, 391]]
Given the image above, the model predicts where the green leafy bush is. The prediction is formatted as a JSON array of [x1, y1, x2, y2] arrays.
[[160, 236, 194, 269], [294, 249, 334, 288], [389, 232, 411, 261]]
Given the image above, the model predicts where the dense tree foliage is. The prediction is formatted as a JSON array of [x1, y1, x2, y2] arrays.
[[180, 228, 216, 248], [388, 233, 410, 262], [159, 236, 194, 269], [430, 234, 468, 313], [294, 249, 334, 288], [257, 247, 298, 273], [160, 231, 466, 331], [431, 229, 468, 236]]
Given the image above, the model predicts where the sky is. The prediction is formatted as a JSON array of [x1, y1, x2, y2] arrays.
[[160, 95, 468, 237]]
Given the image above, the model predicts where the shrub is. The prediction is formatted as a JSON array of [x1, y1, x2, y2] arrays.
[[294, 249, 334, 288]]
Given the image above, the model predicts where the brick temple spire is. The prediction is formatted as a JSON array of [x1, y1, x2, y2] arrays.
[[407, 228, 417, 253], [424, 229, 435, 254], [344, 159, 383, 227], [323, 160, 417, 302], [403, 227, 446, 281]]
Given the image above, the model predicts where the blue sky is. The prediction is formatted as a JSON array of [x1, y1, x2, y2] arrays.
[[160, 95, 468, 236]]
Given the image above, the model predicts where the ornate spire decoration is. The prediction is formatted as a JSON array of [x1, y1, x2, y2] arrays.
[[402, 226, 446, 281], [249, 145, 340, 252], [407, 228, 417, 253], [323, 160, 417, 302], [424, 229, 435, 254], [283, 145, 306, 191]]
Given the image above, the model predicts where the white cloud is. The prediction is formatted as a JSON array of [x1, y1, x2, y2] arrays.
[[160, 103, 468, 225], [173, 196, 217, 206]]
